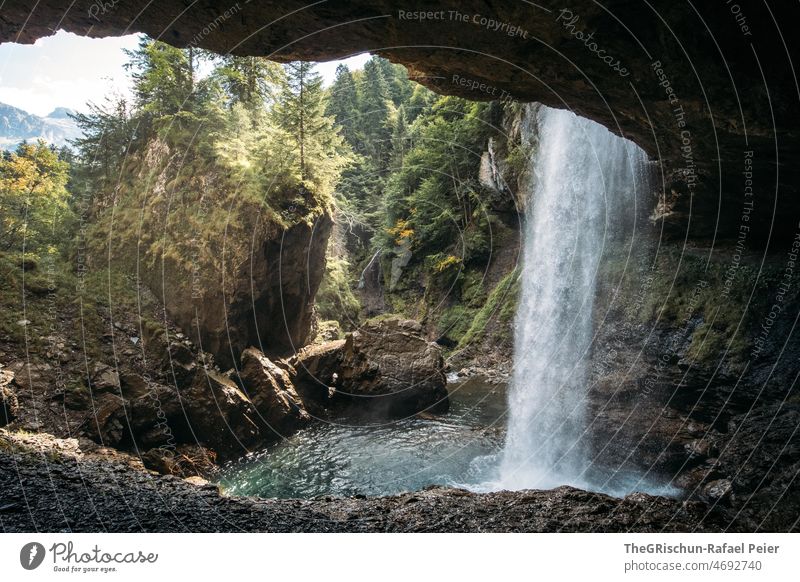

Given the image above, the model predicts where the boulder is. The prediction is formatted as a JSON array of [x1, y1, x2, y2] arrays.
[[331, 319, 449, 418], [239, 348, 310, 436], [90, 363, 121, 393], [141, 444, 217, 478], [0, 368, 19, 426], [127, 383, 183, 448], [118, 372, 151, 400], [702, 479, 733, 504], [291, 339, 346, 412], [181, 369, 263, 459], [84, 393, 127, 447], [162, 342, 198, 388], [83, 378, 185, 450]]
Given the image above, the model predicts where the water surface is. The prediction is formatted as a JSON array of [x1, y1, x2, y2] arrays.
[[218, 377, 506, 498]]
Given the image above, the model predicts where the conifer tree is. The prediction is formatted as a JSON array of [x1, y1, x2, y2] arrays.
[[326, 64, 361, 147], [215, 55, 284, 113], [359, 59, 395, 169], [124, 38, 195, 118], [273, 61, 349, 192]]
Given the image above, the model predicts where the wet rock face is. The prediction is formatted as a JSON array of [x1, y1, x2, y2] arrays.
[[2, 1, 798, 241], [586, 306, 800, 527]]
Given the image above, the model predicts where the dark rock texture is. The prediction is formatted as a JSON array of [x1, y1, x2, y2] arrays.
[[180, 370, 262, 458], [585, 246, 800, 531], [336, 319, 450, 417], [147, 213, 332, 369], [1, 1, 798, 241], [0, 442, 741, 532], [238, 347, 310, 437], [290, 339, 346, 414], [294, 319, 450, 418]]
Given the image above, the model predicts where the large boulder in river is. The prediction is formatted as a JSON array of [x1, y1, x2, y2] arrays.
[[238, 348, 310, 436], [181, 370, 263, 459], [291, 339, 346, 413], [295, 319, 449, 418]]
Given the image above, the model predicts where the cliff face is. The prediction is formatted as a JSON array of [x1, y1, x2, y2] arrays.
[[149, 216, 331, 367], [89, 138, 332, 368], [2, 1, 798, 243]]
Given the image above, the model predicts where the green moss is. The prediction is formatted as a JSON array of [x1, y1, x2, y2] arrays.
[[505, 140, 533, 178], [459, 269, 487, 308], [436, 304, 475, 344], [598, 243, 797, 370], [459, 268, 520, 348]]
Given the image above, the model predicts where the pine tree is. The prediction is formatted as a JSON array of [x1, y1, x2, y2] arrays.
[[359, 59, 395, 169], [375, 57, 413, 106], [390, 105, 409, 171], [70, 95, 135, 215], [326, 64, 361, 147], [124, 38, 195, 118], [273, 61, 350, 193], [406, 84, 437, 123], [215, 55, 284, 113]]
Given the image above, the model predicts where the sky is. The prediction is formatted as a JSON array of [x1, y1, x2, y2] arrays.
[[0, 30, 370, 117]]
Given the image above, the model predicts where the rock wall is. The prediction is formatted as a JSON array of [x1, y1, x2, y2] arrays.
[[150, 214, 332, 367], [587, 243, 800, 525]]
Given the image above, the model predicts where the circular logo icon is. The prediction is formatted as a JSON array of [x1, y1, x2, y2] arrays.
[[20, 542, 46, 570]]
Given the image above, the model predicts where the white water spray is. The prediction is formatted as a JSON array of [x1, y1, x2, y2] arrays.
[[495, 105, 649, 491]]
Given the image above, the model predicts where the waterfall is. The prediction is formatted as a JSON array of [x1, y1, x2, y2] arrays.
[[495, 105, 649, 491]]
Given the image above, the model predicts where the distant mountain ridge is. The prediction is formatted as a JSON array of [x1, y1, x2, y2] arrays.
[[0, 102, 82, 149]]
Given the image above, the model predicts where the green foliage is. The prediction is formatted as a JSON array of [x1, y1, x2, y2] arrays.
[[358, 59, 396, 168], [315, 256, 361, 326], [273, 61, 351, 193], [459, 269, 521, 348], [506, 139, 533, 177], [213, 55, 284, 112], [379, 96, 494, 257], [437, 304, 473, 344], [0, 141, 72, 253], [326, 64, 361, 145], [125, 38, 197, 121], [69, 96, 137, 216]]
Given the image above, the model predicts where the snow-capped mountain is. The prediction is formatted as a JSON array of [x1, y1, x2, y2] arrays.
[[0, 102, 82, 150]]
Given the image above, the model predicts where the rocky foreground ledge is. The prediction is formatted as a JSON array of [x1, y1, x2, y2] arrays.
[[1, 433, 733, 533]]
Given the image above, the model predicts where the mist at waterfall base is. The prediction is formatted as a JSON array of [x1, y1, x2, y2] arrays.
[[218, 106, 675, 500]]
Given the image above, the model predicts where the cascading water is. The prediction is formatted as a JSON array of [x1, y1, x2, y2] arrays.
[[493, 105, 650, 492]]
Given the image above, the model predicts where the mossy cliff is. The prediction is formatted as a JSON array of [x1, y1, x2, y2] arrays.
[[86, 136, 332, 367]]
